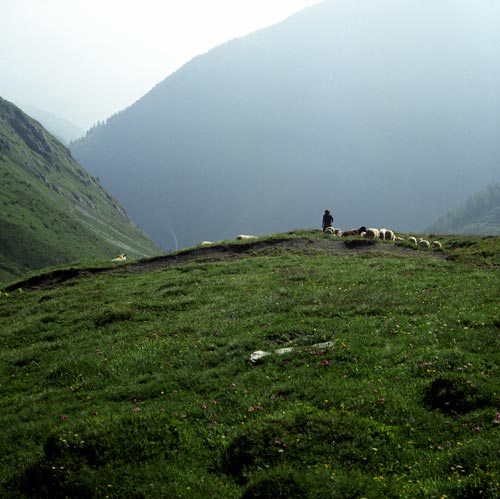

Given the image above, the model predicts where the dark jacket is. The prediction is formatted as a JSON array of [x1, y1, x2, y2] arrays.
[[322, 213, 334, 229]]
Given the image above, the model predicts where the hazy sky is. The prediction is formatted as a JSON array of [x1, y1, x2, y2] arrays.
[[0, 0, 321, 130]]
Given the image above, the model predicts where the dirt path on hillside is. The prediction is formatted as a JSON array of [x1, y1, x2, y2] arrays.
[[4, 237, 446, 292]]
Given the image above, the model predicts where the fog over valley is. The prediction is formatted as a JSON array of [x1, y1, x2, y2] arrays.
[[2, 0, 500, 250], [71, 0, 500, 249]]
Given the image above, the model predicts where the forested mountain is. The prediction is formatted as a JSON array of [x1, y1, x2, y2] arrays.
[[0, 97, 160, 283], [72, 0, 500, 250], [426, 181, 500, 235]]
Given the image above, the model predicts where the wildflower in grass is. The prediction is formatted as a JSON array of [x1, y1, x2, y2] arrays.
[[492, 413, 500, 424], [60, 415, 68, 421], [248, 405, 264, 412], [211, 399, 217, 405], [320, 359, 331, 366], [133, 406, 141, 412]]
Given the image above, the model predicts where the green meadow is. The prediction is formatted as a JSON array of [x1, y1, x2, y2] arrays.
[[1, 230, 499, 498]]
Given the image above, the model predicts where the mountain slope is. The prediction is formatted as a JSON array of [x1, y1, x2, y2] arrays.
[[426, 181, 500, 235], [16, 103, 85, 144], [0, 97, 160, 283], [72, 0, 500, 250]]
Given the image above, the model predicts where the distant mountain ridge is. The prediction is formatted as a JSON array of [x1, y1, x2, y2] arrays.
[[16, 103, 85, 145], [0, 97, 160, 283], [426, 182, 500, 235], [72, 0, 500, 250]]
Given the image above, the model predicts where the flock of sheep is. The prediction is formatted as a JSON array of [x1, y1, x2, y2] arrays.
[[324, 225, 442, 249], [200, 231, 443, 250], [112, 230, 443, 262]]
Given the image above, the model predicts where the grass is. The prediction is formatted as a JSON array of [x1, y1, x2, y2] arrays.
[[0, 97, 160, 283], [1, 231, 500, 498]]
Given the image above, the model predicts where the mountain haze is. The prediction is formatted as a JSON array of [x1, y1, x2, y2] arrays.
[[0, 97, 160, 283], [427, 181, 500, 235], [16, 103, 85, 145], [72, 0, 500, 250]]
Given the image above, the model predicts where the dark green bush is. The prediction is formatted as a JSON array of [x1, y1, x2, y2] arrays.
[[422, 375, 491, 415], [12, 413, 178, 498]]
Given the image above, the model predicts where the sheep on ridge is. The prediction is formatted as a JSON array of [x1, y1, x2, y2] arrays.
[[408, 237, 417, 245], [418, 239, 430, 249], [111, 253, 127, 262], [432, 240, 442, 249], [383, 229, 396, 241], [342, 226, 366, 237], [236, 235, 257, 240], [364, 228, 380, 239]]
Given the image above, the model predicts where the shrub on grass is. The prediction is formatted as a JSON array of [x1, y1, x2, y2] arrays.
[[222, 405, 399, 482], [241, 466, 309, 499], [11, 413, 179, 498], [422, 374, 492, 415]]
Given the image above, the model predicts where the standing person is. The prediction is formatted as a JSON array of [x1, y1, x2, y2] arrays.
[[322, 209, 334, 232]]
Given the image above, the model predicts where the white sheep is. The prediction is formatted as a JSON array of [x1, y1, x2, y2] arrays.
[[200, 241, 214, 246], [236, 234, 257, 240], [365, 228, 380, 239], [384, 229, 396, 241], [418, 239, 430, 249], [378, 228, 396, 241], [111, 253, 127, 262], [324, 226, 335, 235], [395, 236, 405, 242], [408, 237, 417, 245], [432, 240, 442, 249]]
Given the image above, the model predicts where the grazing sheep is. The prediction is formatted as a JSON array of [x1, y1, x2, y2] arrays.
[[200, 241, 214, 246], [408, 237, 417, 245], [395, 236, 405, 242], [365, 228, 380, 239], [236, 234, 257, 240], [324, 226, 335, 235], [378, 228, 396, 241], [342, 226, 367, 237], [384, 229, 396, 241], [418, 239, 430, 249], [111, 253, 127, 262], [432, 240, 442, 249]]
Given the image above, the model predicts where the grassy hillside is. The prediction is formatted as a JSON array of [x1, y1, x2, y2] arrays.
[[1, 230, 500, 498], [427, 181, 500, 235], [0, 97, 160, 284]]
